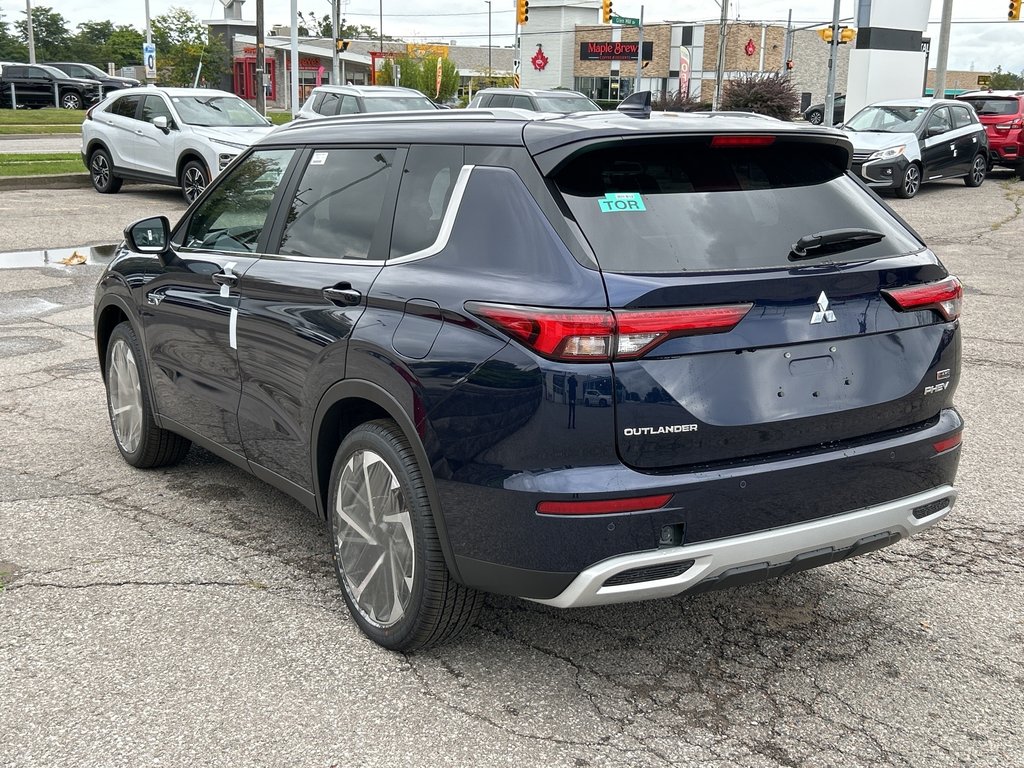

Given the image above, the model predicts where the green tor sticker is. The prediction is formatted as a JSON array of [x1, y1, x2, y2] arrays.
[[598, 192, 646, 213]]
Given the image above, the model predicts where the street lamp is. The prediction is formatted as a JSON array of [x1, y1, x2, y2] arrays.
[[485, 1, 492, 78]]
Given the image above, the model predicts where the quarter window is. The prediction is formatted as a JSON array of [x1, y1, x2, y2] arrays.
[[390, 145, 463, 258], [279, 148, 396, 260], [181, 149, 295, 254], [109, 95, 141, 119]]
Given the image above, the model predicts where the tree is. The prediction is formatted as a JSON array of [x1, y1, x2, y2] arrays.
[[294, 12, 397, 41], [721, 73, 798, 121], [105, 26, 145, 68], [376, 56, 459, 102], [65, 20, 115, 64], [14, 6, 71, 61], [0, 10, 28, 60], [152, 7, 229, 86], [990, 65, 1024, 91]]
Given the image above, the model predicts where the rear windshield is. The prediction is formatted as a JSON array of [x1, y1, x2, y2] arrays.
[[363, 96, 435, 112], [552, 139, 922, 273], [957, 97, 1020, 116], [534, 95, 602, 113]]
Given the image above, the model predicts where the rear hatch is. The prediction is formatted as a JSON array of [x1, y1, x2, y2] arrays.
[[542, 130, 960, 471], [957, 95, 1023, 138]]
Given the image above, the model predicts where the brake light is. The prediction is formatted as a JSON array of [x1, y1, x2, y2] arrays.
[[932, 433, 962, 454], [882, 277, 962, 321], [710, 135, 776, 148], [466, 302, 753, 361], [537, 494, 672, 516], [995, 118, 1023, 130]]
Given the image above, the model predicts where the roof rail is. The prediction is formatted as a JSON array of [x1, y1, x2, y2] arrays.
[[274, 108, 540, 133]]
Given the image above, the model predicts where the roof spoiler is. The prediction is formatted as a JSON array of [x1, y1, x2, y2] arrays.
[[617, 90, 652, 119]]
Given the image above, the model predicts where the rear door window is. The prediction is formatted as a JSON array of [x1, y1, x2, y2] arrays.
[[109, 95, 141, 119], [390, 145, 464, 258], [551, 139, 922, 273], [488, 94, 514, 107], [318, 92, 341, 115]]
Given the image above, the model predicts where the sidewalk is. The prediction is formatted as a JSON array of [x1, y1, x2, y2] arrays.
[[0, 134, 81, 153]]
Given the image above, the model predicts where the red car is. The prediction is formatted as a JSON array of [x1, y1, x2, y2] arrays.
[[957, 90, 1024, 175]]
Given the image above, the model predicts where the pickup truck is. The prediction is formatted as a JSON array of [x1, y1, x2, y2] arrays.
[[0, 63, 100, 109]]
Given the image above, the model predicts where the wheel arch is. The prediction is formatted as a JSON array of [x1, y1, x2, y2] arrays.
[[94, 294, 138, 384], [311, 378, 463, 583], [176, 151, 209, 183]]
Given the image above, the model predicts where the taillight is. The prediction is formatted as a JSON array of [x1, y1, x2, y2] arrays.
[[466, 302, 753, 362], [932, 433, 962, 454], [537, 494, 672, 516], [995, 118, 1023, 130], [882, 277, 962, 321], [710, 135, 776, 148]]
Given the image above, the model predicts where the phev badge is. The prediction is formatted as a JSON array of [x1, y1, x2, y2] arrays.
[[811, 292, 836, 324]]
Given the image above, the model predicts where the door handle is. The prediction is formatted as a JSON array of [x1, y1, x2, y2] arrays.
[[322, 285, 362, 306], [212, 271, 238, 288]]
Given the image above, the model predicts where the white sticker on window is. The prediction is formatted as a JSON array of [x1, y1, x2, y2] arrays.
[[311, 151, 329, 166]]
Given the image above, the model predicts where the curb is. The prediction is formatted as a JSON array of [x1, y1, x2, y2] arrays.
[[0, 173, 91, 190]]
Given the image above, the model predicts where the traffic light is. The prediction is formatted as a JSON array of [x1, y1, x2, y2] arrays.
[[818, 27, 833, 43], [336, 39, 350, 52], [602, 0, 613, 24], [517, 0, 529, 25], [1011, 0, 1021, 21], [839, 27, 856, 43]]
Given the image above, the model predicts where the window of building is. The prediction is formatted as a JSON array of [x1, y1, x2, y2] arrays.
[[279, 149, 396, 260]]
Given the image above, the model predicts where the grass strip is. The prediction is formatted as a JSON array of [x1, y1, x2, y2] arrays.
[[0, 152, 83, 176], [0, 108, 84, 125]]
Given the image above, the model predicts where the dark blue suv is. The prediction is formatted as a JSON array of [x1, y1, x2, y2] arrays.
[[94, 100, 963, 650]]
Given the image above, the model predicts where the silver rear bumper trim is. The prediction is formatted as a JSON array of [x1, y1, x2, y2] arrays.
[[529, 485, 956, 609]]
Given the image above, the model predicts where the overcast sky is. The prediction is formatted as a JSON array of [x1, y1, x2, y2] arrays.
[[3, 0, 1022, 72]]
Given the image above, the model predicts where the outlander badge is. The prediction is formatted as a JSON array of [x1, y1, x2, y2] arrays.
[[811, 292, 836, 324]]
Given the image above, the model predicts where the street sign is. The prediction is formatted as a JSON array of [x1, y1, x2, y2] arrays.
[[143, 43, 156, 79], [610, 14, 639, 26], [978, 74, 992, 87]]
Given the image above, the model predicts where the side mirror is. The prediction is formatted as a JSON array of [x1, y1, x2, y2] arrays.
[[927, 124, 946, 137], [152, 115, 169, 132], [125, 216, 171, 254]]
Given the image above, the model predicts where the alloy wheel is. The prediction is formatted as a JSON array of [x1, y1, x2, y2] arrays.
[[91, 154, 110, 189], [61, 93, 81, 109], [108, 338, 143, 454], [807, 111, 823, 125], [183, 166, 207, 202], [334, 449, 416, 628], [904, 165, 921, 197], [972, 157, 986, 186]]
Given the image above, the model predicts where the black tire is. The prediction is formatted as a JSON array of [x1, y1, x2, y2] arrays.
[[806, 109, 824, 125], [60, 90, 83, 110], [89, 148, 123, 194], [328, 419, 483, 651], [180, 159, 209, 203], [895, 162, 922, 199], [965, 154, 987, 187], [104, 322, 191, 468]]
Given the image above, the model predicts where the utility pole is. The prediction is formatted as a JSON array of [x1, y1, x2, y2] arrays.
[[331, 0, 340, 86], [824, 0, 841, 125], [25, 0, 35, 64], [635, 5, 644, 92], [713, 0, 729, 110], [932, 0, 954, 99], [782, 8, 792, 76], [256, 0, 266, 115], [290, 0, 299, 116], [144, 0, 152, 83], [486, 1, 492, 76]]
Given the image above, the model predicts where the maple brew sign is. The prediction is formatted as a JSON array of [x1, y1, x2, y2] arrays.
[[580, 41, 653, 61]]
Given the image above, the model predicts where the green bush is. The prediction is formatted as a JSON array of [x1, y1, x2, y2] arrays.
[[652, 91, 709, 112], [720, 74, 798, 121]]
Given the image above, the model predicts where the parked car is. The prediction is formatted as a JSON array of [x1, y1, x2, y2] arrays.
[[467, 87, 602, 113], [81, 87, 275, 202], [296, 84, 437, 120], [583, 389, 610, 407], [45, 61, 141, 94], [95, 100, 963, 651], [843, 97, 988, 198], [803, 94, 845, 125], [0, 63, 100, 109], [956, 90, 1024, 175]]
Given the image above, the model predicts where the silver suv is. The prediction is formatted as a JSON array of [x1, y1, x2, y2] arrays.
[[296, 84, 438, 120], [81, 87, 275, 202], [467, 88, 601, 113]]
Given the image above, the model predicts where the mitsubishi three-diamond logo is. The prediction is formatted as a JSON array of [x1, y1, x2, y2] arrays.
[[810, 291, 837, 324]]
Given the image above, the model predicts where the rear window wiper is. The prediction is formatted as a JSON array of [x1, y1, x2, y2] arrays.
[[790, 228, 885, 260]]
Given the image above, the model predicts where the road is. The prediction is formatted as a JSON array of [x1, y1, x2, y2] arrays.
[[0, 174, 1022, 767]]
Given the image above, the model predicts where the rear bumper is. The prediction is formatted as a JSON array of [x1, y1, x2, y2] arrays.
[[530, 485, 955, 608]]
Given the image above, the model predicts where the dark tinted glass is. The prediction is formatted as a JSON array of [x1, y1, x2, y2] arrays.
[[141, 95, 173, 125], [511, 96, 534, 110], [361, 96, 434, 112], [109, 95, 140, 119], [279, 148, 395, 260], [488, 94, 514, 107], [319, 92, 341, 115], [182, 149, 294, 253], [390, 145, 463, 258], [958, 97, 1020, 116], [553, 140, 921, 273]]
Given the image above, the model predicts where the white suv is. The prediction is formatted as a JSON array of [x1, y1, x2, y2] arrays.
[[82, 87, 275, 202]]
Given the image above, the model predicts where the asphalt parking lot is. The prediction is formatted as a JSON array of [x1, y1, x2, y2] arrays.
[[0, 173, 1022, 767]]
